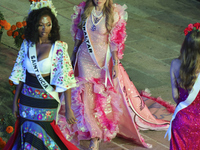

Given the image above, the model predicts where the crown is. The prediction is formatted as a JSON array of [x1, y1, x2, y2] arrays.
[[29, 0, 57, 16], [184, 23, 200, 36]]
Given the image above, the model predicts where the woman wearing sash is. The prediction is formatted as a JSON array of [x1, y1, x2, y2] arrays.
[[167, 25, 200, 149], [58, 0, 170, 149], [5, 1, 78, 150]]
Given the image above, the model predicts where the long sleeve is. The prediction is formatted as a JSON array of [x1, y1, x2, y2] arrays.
[[109, 4, 128, 59], [70, 1, 86, 41], [9, 40, 27, 85], [50, 41, 76, 92]]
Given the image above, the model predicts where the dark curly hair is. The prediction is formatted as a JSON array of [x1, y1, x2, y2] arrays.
[[24, 7, 60, 44], [179, 30, 200, 90]]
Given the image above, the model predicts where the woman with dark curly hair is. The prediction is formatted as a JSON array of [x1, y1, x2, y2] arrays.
[[4, 1, 78, 150], [166, 24, 200, 149]]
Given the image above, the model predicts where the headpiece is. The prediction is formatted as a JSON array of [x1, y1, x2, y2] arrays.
[[184, 23, 200, 36], [29, 0, 57, 16]]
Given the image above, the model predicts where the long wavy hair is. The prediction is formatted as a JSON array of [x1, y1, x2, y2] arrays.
[[179, 30, 200, 90], [24, 7, 60, 44], [78, 0, 114, 33]]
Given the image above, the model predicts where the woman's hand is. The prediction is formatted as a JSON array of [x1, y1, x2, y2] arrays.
[[112, 65, 119, 79], [65, 108, 77, 124], [12, 101, 19, 118]]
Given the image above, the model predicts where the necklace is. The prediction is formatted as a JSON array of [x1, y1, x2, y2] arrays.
[[91, 8, 104, 31], [92, 7, 103, 18]]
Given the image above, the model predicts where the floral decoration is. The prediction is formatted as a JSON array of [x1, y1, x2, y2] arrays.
[[5, 126, 13, 134], [0, 138, 6, 149], [0, 20, 11, 33], [184, 22, 200, 36], [7, 21, 26, 48], [0, 11, 11, 33], [29, 0, 57, 17]]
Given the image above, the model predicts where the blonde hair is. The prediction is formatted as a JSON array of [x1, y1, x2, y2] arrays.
[[78, 0, 114, 33]]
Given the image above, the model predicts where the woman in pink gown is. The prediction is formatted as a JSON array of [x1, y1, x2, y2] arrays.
[[58, 0, 170, 149], [167, 24, 200, 149]]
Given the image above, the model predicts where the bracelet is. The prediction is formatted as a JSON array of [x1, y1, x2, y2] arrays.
[[113, 59, 119, 66], [73, 46, 78, 53]]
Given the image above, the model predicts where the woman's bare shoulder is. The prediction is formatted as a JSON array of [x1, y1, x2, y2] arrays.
[[171, 58, 181, 73]]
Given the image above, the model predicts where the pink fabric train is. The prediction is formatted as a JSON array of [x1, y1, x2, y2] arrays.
[[58, 1, 173, 148]]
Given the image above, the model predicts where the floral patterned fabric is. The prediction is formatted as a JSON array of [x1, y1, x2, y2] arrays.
[[9, 40, 76, 92]]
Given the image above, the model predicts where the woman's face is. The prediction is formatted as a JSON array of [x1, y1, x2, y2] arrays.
[[38, 15, 52, 38], [93, 0, 107, 8]]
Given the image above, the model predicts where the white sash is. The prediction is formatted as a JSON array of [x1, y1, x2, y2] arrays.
[[165, 73, 200, 140], [82, 19, 113, 87], [27, 42, 60, 123]]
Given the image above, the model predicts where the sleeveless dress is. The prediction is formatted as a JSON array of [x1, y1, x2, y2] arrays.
[[58, 2, 172, 148], [170, 87, 200, 150]]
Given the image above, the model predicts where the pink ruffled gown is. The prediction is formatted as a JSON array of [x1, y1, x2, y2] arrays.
[[170, 87, 200, 149], [58, 2, 171, 148]]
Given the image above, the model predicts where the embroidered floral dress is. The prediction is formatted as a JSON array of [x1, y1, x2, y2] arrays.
[[58, 2, 170, 148], [5, 40, 78, 150]]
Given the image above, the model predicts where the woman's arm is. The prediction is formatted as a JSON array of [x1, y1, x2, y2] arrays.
[[170, 59, 181, 104], [64, 89, 77, 124], [71, 39, 82, 68], [111, 51, 119, 79], [13, 82, 24, 117]]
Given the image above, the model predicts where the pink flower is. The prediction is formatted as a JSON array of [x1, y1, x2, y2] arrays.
[[37, 114, 42, 120], [28, 87, 33, 93], [38, 133, 43, 138], [188, 23, 194, 29], [68, 70, 74, 77]]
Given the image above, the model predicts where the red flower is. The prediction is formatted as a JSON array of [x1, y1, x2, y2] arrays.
[[193, 22, 200, 30], [42, 93, 48, 99]]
